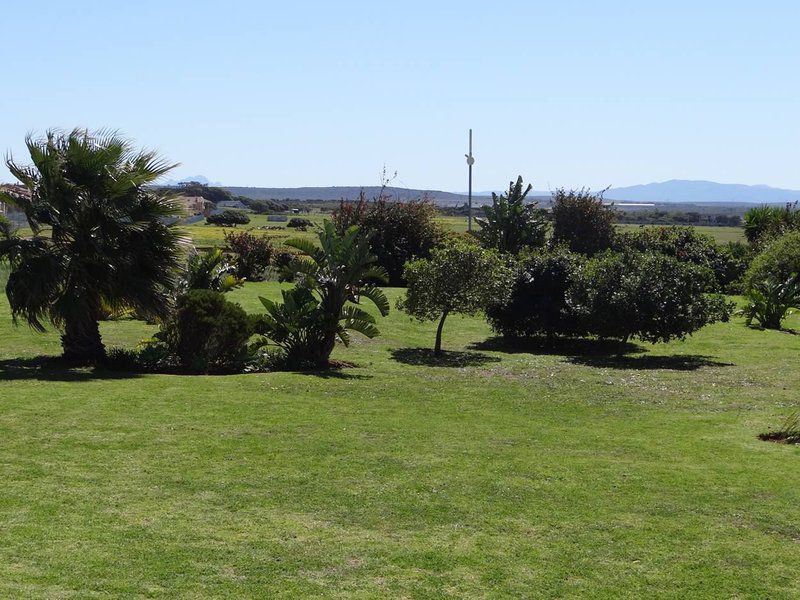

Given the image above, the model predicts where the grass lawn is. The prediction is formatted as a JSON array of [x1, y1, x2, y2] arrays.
[[0, 280, 798, 597]]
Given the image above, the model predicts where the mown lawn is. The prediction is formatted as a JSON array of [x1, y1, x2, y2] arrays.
[[0, 282, 798, 598]]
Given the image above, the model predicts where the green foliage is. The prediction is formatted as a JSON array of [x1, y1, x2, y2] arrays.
[[398, 243, 512, 353], [261, 221, 389, 367], [181, 247, 244, 293], [569, 252, 732, 343], [0, 128, 185, 363], [743, 203, 800, 247], [739, 274, 800, 330], [237, 197, 288, 214], [206, 210, 251, 226], [223, 230, 273, 281], [745, 230, 800, 290], [173, 182, 234, 205], [162, 289, 253, 373], [551, 188, 617, 255], [333, 193, 443, 285], [614, 226, 751, 292], [476, 176, 548, 254], [287, 217, 314, 229], [486, 248, 586, 338]]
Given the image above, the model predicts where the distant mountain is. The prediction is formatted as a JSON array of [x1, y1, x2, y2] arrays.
[[606, 180, 800, 204], [162, 175, 223, 187], [224, 185, 474, 206]]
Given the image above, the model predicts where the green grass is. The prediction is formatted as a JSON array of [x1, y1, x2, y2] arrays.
[[0, 282, 798, 597]]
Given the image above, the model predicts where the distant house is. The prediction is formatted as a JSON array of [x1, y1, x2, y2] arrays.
[[0, 184, 29, 221], [177, 195, 211, 216]]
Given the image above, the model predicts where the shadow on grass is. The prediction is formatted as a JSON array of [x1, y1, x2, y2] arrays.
[[0, 356, 143, 382], [390, 347, 501, 368], [566, 354, 733, 371], [471, 336, 732, 371], [471, 336, 643, 357], [294, 369, 372, 380]]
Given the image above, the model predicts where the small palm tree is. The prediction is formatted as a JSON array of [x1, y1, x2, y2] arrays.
[[269, 221, 389, 367], [476, 176, 548, 254], [180, 247, 244, 294], [0, 129, 187, 363]]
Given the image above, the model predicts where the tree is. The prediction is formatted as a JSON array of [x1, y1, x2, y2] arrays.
[[0, 129, 185, 363], [333, 192, 443, 286], [268, 221, 390, 367], [398, 243, 512, 354], [476, 176, 548, 254], [206, 210, 250, 226], [550, 188, 616, 255], [743, 203, 800, 247]]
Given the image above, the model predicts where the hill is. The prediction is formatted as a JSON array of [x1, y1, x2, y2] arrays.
[[607, 180, 800, 203]]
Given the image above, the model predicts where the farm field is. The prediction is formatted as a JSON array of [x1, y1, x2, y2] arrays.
[[0, 280, 798, 597]]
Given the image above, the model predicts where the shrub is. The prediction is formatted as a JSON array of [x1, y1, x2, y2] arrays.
[[739, 274, 800, 330], [568, 252, 732, 343], [476, 176, 548, 254], [224, 230, 273, 281], [162, 289, 254, 373], [398, 243, 512, 354], [551, 188, 616, 255], [271, 246, 302, 272], [287, 217, 313, 229], [333, 193, 443, 286], [614, 226, 750, 292], [745, 231, 800, 290], [206, 210, 251, 227], [486, 248, 586, 338]]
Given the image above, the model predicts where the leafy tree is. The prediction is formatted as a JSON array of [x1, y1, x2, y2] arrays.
[[486, 248, 586, 339], [0, 129, 185, 363], [551, 188, 616, 255], [206, 209, 250, 226], [224, 230, 273, 280], [180, 247, 243, 294], [173, 182, 233, 205], [568, 251, 732, 343], [333, 193, 443, 286], [398, 243, 512, 354], [476, 176, 548, 254], [740, 274, 800, 330], [268, 221, 390, 367], [287, 217, 314, 229]]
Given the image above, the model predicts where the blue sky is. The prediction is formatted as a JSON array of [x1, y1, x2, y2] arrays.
[[2, 1, 798, 191]]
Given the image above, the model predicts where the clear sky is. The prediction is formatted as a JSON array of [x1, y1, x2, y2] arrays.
[[2, 1, 798, 192]]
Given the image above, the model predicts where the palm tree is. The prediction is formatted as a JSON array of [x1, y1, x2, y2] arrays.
[[0, 129, 187, 363], [476, 176, 548, 254], [275, 221, 390, 367]]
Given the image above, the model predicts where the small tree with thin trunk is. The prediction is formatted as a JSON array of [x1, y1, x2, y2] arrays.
[[398, 243, 511, 354]]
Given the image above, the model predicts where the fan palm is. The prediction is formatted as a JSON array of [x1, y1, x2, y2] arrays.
[[0, 129, 187, 363], [272, 221, 389, 367]]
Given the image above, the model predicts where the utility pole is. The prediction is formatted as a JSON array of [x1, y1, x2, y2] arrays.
[[465, 129, 475, 232]]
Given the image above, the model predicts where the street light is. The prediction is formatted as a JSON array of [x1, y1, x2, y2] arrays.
[[465, 129, 475, 232]]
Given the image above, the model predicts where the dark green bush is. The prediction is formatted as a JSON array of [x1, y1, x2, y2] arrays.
[[569, 252, 732, 343], [745, 231, 800, 290], [287, 217, 314, 229], [486, 248, 586, 338], [614, 226, 751, 292], [163, 289, 254, 373], [206, 210, 250, 227]]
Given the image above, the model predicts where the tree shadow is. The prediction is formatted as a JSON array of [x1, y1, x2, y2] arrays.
[[0, 356, 143, 382], [390, 347, 501, 368], [566, 354, 733, 371], [471, 336, 642, 357], [293, 369, 373, 380]]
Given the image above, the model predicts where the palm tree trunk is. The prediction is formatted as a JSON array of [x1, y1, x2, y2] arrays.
[[434, 310, 449, 355], [62, 317, 105, 364]]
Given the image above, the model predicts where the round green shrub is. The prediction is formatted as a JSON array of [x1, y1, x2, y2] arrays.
[[745, 231, 800, 290]]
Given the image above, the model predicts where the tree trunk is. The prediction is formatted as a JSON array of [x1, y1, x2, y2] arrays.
[[434, 310, 449, 355], [62, 317, 105, 364]]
